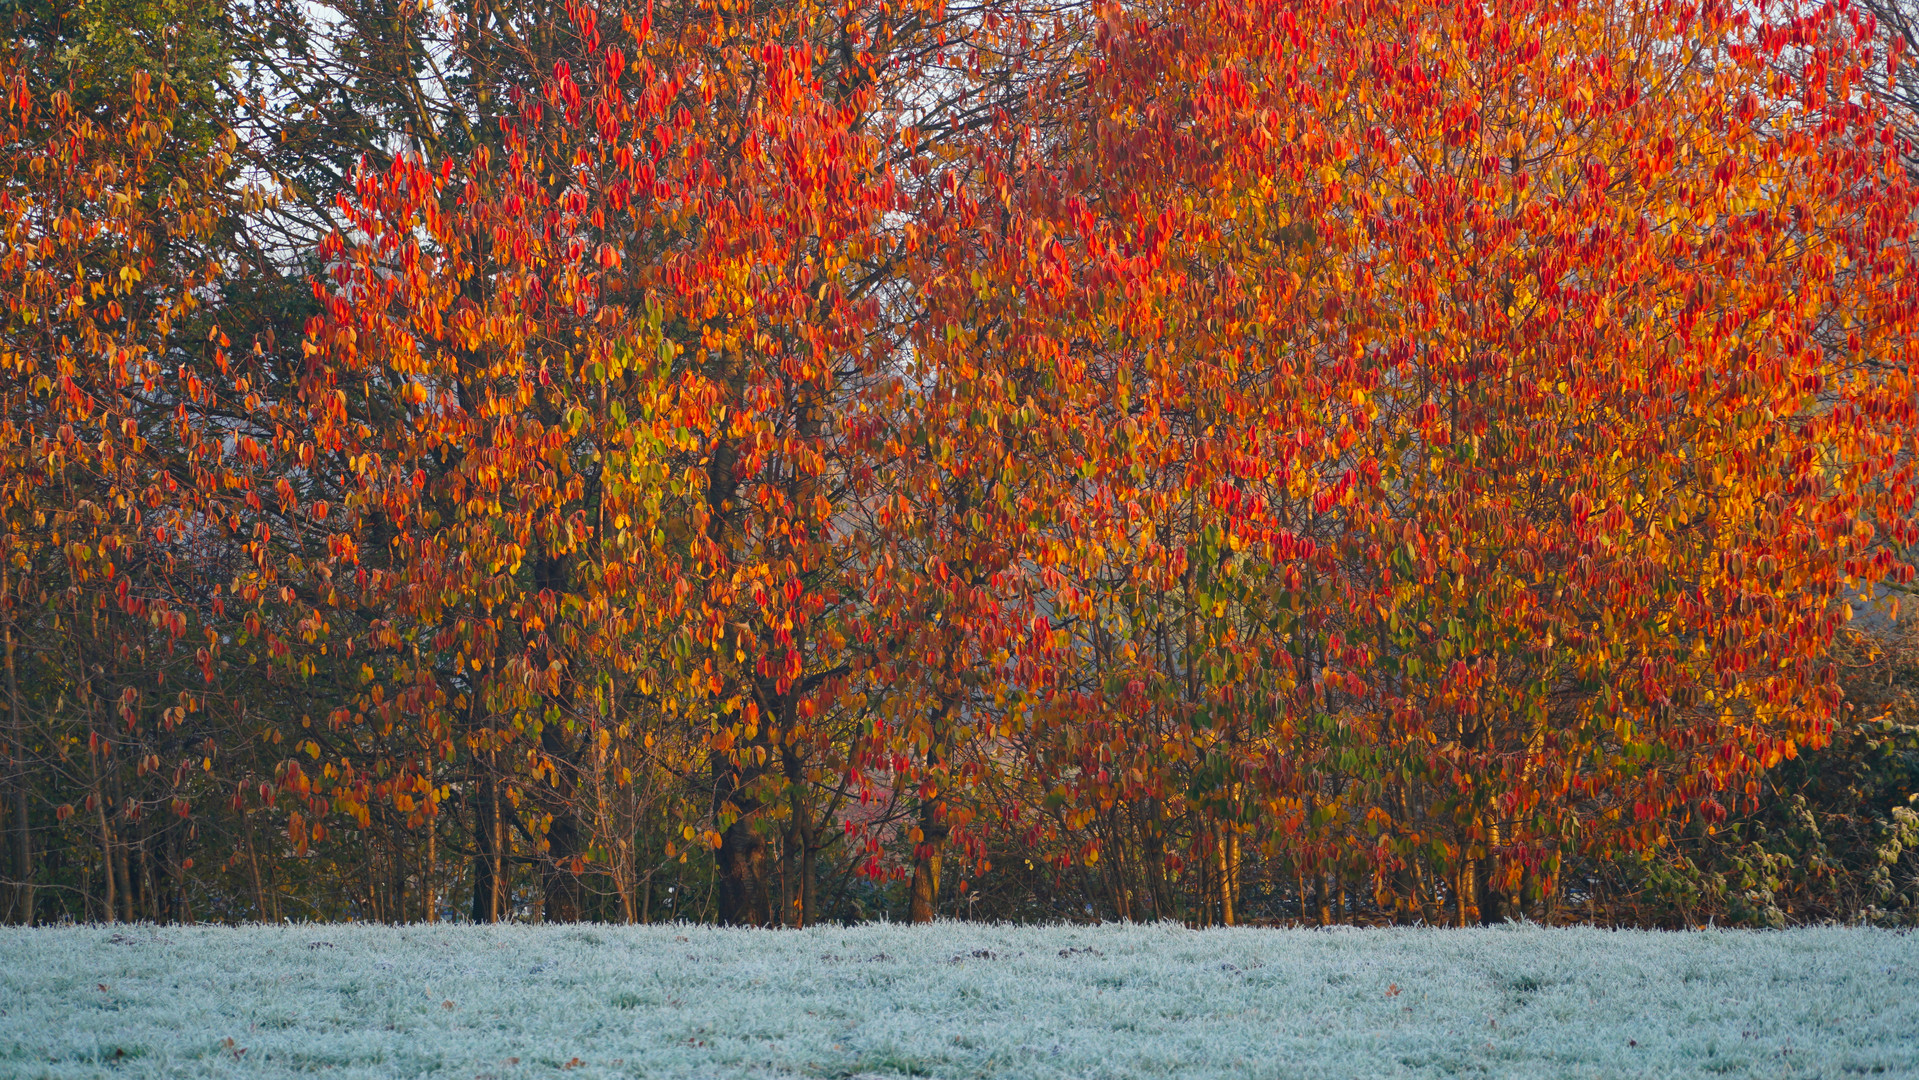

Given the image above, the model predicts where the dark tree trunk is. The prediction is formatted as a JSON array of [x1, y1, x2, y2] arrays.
[[162, 825, 182, 924], [114, 826, 133, 924], [1104, 822, 1131, 922], [1139, 799, 1172, 921], [5, 615, 28, 926], [527, 541, 585, 925], [388, 820, 406, 923], [782, 747, 819, 927], [539, 800, 583, 923], [715, 817, 771, 926], [711, 742, 770, 927], [138, 836, 155, 923], [537, 722, 584, 923], [800, 825, 819, 927], [6, 776, 26, 926], [1476, 856, 1507, 925], [471, 770, 501, 923]]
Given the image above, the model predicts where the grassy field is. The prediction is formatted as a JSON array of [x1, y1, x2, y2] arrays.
[[2, 922, 1914, 1078]]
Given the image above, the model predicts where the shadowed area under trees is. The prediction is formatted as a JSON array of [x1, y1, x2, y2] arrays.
[[1, 0, 1917, 929]]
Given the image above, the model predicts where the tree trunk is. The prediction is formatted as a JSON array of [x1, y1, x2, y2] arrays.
[[801, 822, 820, 928], [711, 741, 770, 927], [137, 837, 154, 922], [95, 789, 115, 922], [1393, 865, 1419, 925], [616, 840, 636, 924], [1216, 830, 1236, 927], [5, 753, 26, 926], [424, 756, 437, 922], [489, 767, 504, 920], [1475, 857, 1505, 925], [540, 809, 583, 923], [782, 749, 811, 927], [114, 826, 134, 923], [1194, 833, 1213, 927], [908, 801, 948, 924], [172, 832, 191, 924], [1477, 819, 1506, 925], [80, 676, 116, 924], [1415, 859, 1439, 925], [388, 820, 406, 923], [4, 610, 28, 926], [1104, 822, 1131, 922], [1227, 829, 1242, 924], [783, 758, 819, 928], [538, 727, 584, 923], [715, 817, 771, 926], [244, 807, 266, 922], [910, 690, 960, 925], [167, 825, 185, 924], [776, 824, 791, 927], [1138, 799, 1171, 921], [470, 720, 502, 923], [364, 823, 381, 923], [5, 774, 26, 927]]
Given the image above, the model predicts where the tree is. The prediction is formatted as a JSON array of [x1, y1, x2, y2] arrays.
[[954, 0, 1919, 922], [307, 0, 956, 924], [0, 51, 254, 922]]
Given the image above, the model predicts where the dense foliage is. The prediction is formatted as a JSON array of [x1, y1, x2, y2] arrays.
[[2, 0, 1916, 928]]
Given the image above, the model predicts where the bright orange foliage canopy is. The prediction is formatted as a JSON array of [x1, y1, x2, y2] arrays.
[[4, 0, 1915, 926]]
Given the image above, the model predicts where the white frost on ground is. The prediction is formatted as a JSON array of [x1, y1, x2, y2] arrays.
[[1, 922, 1914, 1078]]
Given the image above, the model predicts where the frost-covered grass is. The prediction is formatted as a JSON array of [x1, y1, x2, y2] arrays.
[[2, 923, 1915, 1079]]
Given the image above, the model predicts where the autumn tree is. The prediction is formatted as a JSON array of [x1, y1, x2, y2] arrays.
[[0, 47, 265, 922], [947, 0, 1919, 924], [304, 0, 1035, 925]]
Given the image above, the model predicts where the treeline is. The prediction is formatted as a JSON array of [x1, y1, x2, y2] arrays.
[[2, 0, 1918, 930]]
